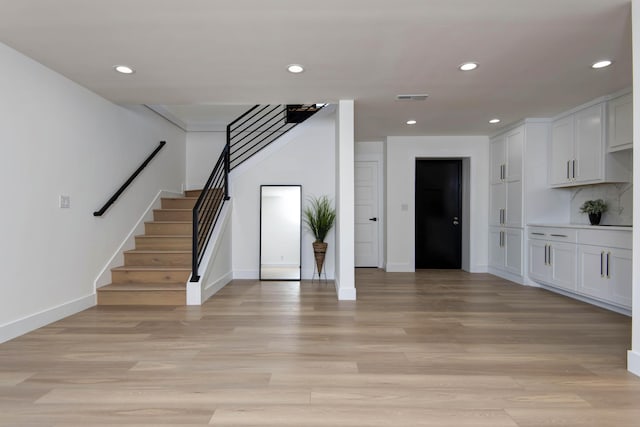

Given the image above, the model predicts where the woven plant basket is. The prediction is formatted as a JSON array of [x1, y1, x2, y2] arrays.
[[312, 241, 328, 275]]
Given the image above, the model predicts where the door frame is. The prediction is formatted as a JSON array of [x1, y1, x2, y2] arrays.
[[355, 153, 384, 268]]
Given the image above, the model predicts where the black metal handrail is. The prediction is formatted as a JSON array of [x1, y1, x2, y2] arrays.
[[93, 140, 166, 217], [190, 104, 324, 281], [228, 104, 322, 170], [190, 145, 229, 281]]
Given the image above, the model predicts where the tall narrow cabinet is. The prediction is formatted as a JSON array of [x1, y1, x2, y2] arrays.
[[488, 119, 567, 283]]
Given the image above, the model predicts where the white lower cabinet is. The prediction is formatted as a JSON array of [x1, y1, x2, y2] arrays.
[[528, 233, 576, 291], [489, 226, 522, 276], [528, 225, 632, 312], [578, 246, 632, 308]]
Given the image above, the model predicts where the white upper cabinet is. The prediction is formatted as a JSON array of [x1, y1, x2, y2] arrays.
[[550, 115, 574, 185], [608, 92, 633, 152], [549, 100, 631, 188], [491, 128, 523, 184], [574, 103, 604, 183]]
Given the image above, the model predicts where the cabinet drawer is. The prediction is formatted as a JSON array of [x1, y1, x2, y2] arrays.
[[528, 227, 577, 242], [577, 229, 632, 249]]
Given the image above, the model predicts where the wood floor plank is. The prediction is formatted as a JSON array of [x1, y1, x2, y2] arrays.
[[0, 269, 639, 426]]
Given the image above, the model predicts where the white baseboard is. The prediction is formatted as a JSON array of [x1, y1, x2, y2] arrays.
[[628, 350, 640, 377], [203, 271, 233, 301], [487, 267, 524, 285], [468, 264, 489, 273], [233, 270, 259, 280], [385, 263, 412, 272], [0, 294, 95, 344], [334, 279, 357, 300]]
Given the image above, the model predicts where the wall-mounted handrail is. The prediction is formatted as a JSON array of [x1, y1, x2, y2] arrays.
[[93, 140, 166, 217]]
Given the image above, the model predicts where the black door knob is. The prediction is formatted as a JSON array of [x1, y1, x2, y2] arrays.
[[369, 217, 377, 221]]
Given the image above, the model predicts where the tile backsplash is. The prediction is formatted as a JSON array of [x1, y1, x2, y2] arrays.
[[570, 183, 633, 225]]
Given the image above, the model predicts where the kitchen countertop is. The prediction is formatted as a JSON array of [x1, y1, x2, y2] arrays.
[[528, 223, 633, 231]]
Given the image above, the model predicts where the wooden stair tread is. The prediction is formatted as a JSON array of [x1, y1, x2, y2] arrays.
[[136, 234, 191, 238], [154, 208, 191, 211], [124, 249, 191, 254], [111, 266, 191, 272], [145, 221, 192, 224], [99, 283, 186, 292]]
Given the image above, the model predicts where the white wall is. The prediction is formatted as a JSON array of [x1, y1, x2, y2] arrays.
[[628, 0, 640, 377], [186, 131, 226, 190], [231, 110, 336, 280], [0, 42, 186, 342], [385, 136, 490, 273]]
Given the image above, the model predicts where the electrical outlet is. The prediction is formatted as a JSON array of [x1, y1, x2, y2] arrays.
[[59, 195, 70, 209]]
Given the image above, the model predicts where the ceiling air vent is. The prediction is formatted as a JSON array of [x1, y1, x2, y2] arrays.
[[396, 94, 429, 101]]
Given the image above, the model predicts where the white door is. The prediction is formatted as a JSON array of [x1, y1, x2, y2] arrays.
[[355, 161, 379, 267]]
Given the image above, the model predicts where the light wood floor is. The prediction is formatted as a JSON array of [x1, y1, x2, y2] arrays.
[[1, 269, 639, 426]]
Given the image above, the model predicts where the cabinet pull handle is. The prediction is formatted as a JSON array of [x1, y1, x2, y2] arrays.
[[550, 234, 568, 238], [572, 160, 576, 179], [531, 232, 545, 236], [503, 164, 506, 180], [606, 252, 611, 279], [548, 245, 552, 266], [544, 244, 548, 265], [566, 161, 570, 180], [600, 251, 604, 277]]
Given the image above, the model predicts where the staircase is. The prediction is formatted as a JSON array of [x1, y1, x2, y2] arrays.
[[97, 190, 200, 305], [97, 104, 324, 306]]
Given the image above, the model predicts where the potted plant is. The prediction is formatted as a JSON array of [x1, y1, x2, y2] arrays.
[[303, 195, 336, 277], [580, 199, 607, 225]]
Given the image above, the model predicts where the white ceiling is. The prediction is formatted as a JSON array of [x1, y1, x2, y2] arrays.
[[0, 0, 632, 140]]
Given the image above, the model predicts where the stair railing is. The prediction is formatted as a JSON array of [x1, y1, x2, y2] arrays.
[[190, 104, 324, 281]]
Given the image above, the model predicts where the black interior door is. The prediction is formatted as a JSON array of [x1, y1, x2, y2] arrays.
[[415, 159, 462, 269]]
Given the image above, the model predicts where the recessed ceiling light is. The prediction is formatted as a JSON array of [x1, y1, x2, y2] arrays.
[[489, 118, 501, 124], [591, 60, 613, 69], [459, 62, 479, 71], [406, 120, 417, 125], [287, 64, 304, 73], [114, 65, 135, 74]]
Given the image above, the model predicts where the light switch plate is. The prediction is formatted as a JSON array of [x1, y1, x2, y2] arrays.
[[59, 195, 70, 209]]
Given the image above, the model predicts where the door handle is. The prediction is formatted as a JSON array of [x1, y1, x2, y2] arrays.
[[572, 160, 576, 179], [606, 252, 610, 278], [600, 251, 604, 277], [566, 161, 570, 180], [547, 245, 552, 266], [544, 244, 548, 265], [368, 217, 378, 222]]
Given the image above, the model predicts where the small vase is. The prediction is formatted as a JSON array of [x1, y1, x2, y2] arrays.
[[588, 213, 602, 225], [312, 241, 328, 275]]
